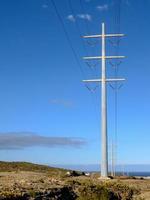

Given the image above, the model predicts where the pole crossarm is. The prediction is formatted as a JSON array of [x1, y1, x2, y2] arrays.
[[83, 79, 101, 83], [83, 56, 125, 60], [82, 78, 125, 83], [83, 34, 125, 39], [106, 78, 125, 82]]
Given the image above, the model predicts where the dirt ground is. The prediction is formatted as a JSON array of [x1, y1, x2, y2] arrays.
[[120, 178, 150, 200], [0, 171, 150, 199]]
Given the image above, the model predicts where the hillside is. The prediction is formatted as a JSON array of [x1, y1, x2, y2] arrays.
[[0, 161, 67, 177], [0, 161, 49, 171]]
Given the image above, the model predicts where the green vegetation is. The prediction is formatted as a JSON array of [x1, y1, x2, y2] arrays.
[[77, 183, 117, 200], [0, 161, 49, 171], [0, 161, 62, 171], [0, 161, 67, 177], [66, 179, 138, 200], [0, 182, 137, 200], [0, 161, 140, 200]]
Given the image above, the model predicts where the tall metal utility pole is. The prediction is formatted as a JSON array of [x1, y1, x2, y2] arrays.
[[82, 23, 125, 178]]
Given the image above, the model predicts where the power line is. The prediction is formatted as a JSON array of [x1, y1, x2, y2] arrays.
[[78, 0, 98, 73], [67, 0, 98, 87], [67, 0, 100, 81], [67, 0, 89, 57], [51, 0, 100, 133], [67, 0, 100, 123], [50, 0, 86, 78], [114, 0, 122, 164], [78, 0, 100, 110], [109, 0, 123, 177], [79, 0, 90, 34]]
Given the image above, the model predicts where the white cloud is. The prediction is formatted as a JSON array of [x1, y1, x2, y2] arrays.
[[67, 15, 76, 22], [67, 13, 92, 22], [77, 14, 92, 21], [96, 4, 109, 11], [0, 132, 86, 149]]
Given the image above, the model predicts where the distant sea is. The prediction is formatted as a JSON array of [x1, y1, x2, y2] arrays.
[[51, 164, 150, 177], [127, 172, 150, 177], [87, 171, 150, 177]]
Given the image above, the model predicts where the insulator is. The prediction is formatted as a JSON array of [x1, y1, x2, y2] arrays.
[[109, 84, 115, 90], [86, 39, 98, 47], [85, 84, 98, 93], [85, 61, 99, 69], [109, 83, 124, 91], [118, 83, 123, 90], [109, 60, 122, 68], [108, 39, 121, 47]]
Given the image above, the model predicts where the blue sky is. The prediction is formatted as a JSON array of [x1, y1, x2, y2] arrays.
[[0, 0, 150, 169]]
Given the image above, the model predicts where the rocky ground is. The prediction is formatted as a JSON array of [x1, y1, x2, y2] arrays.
[[0, 162, 149, 200], [0, 171, 149, 199], [120, 178, 150, 200]]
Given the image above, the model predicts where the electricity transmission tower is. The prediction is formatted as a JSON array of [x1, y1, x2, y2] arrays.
[[82, 23, 125, 178]]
